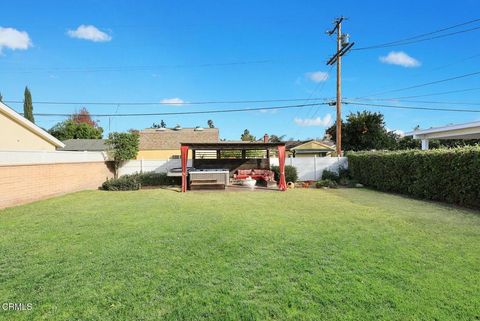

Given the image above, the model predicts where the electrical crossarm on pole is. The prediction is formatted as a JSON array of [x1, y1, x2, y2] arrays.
[[325, 16, 354, 157]]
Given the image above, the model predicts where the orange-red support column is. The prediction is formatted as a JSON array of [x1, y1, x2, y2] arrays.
[[181, 145, 189, 192], [277, 145, 287, 191]]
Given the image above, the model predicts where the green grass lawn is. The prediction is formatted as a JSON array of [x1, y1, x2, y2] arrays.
[[0, 188, 479, 320]]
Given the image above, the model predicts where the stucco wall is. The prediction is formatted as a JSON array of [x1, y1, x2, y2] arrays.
[[0, 111, 57, 151], [0, 162, 114, 209], [137, 149, 192, 159]]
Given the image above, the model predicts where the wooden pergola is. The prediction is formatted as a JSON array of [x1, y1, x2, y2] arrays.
[[180, 141, 287, 192]]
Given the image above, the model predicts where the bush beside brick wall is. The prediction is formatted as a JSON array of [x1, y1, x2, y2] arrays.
[[347, 147, 480, 208]]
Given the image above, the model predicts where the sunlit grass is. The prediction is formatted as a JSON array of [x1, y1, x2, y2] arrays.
[[0, 188, 479, 320]]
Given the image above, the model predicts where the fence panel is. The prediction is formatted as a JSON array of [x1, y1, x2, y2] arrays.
[[120, 157, 347, 181]]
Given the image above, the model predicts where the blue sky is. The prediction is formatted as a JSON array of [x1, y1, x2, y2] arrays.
[[1, 0, 479, 140]]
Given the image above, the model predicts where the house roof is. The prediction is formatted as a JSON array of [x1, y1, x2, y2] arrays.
[[140, 127, 219, 150], [60, 139, 108, 151], [285, 140, 335, 151], [0, 101, 65, 148], [405, 121, 480, 140]]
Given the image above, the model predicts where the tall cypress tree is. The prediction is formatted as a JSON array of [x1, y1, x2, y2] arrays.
[[23, 86, 34, 123], [0, 92, 3, 102]]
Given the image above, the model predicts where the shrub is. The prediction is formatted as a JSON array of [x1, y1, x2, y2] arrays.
[[138, 172, 179, 186], [338, 166, 351, 180], [347, 147, 480, 208], [315, 179, 338, 189], [338, 177, 358, 187], [102, 174, 141, 191], [321, 170, 339, 182], [271, 165, 298, 183]]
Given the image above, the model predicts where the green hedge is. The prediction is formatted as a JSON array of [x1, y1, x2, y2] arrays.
[[102, 174, 141, 191], [102, 172, 180, 191], [347, 147, 480, 208], [271, 165, 298, 183], [137, 172, 179, 186]]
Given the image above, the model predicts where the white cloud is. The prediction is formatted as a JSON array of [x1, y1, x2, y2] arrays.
[[160, 97, 185, 105], [67, 25, 112, 42], [305, 71, 329, 83], [259, 108, 278, 114], [0, 27, 32, 53], [294, 114, 333, 127], [379, 51, 420, 68]]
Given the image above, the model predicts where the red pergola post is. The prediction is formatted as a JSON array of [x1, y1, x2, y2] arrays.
[[277, 145, 287, 191], [181, 145, 189, 192]]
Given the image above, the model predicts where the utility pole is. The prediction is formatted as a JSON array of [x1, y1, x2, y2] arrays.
[[327, 17, 354, 157]]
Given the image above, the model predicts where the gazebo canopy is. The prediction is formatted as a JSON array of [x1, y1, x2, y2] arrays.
[[181, 141, 285, 150]]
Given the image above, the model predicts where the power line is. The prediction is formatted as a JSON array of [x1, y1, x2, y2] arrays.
[[348, 98, 480, 106], [356, 71, 480, 98], [28, 102, 332, 117], [353, 18, 480, 50], [343, 101, 480, 113], [4, 97, 332, 106], [0, 60, 274, 73], [376, 87, 480, 99]]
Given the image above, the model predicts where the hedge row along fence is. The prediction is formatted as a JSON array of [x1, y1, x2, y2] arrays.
[[347, 147, 480, 209]]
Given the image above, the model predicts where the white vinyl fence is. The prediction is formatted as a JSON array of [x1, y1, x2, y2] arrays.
[[270, 156, 348, 181], [118, 159, 193, 177], [119, 157, 347, 181]]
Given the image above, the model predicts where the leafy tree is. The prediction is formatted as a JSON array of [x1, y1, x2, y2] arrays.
[[268, 134, 286, 143], [49, 107, 103, 140], [151, 120, 166, 129], [326, 111, 396, 151], [207, 119, 215, 128], [106, 131, 140, 178], [395, 136, 420, 150], [49, 120, 103, 141], [23, 86, 34, 123], [0, 92, 3, 102], [241, 129, 256, 141], [71, 107, 98, 127]]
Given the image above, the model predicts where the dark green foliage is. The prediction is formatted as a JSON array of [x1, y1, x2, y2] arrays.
[[326, 111, 396, 151], [338, 166, 351, 179], [240, 129, 256, 141], [106, 132, 140, 178], [137, 172, 179, 186], [268, 134, 286, 143], [348, 147, 480, 208], [23, 86, 34, 123], [271, 165, 298, 183], [316, 179, 338, 188], [102, 172, 179, 191], [49, 119, 103, 140], [0, 91, 3, 102], [322, 170, 339, 182], [102, 174, 141, 191]]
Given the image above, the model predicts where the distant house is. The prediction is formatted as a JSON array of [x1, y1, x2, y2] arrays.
[[285, 140, 336, 157], [59, 139, 108, 152], [0, 101, 64, 151], [138, 127, 219, 159]]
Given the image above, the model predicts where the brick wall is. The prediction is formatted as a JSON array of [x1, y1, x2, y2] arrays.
[[0, 161, 114, 209]]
